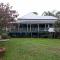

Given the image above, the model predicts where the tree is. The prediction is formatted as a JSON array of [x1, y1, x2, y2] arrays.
[[54, 19, 60, 32], [54, 20, 60, 38], [0, 3, 18, 33], [42, 10, 60, 18], [42, 10, 60, 38], [0, 3, 19, 53], [42, 11, 55, 16]]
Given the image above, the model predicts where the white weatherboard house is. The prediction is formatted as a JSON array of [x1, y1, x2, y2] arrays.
[[8, 12, 58, 37]]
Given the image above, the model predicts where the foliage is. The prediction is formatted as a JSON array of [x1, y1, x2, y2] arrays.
[[32, 12, 38, 15], [54, 20, 60, 32], [1, 33, 10, 39], [42, 11, 55, 16], [0, 3, 19, 35], [42, 10, 60, 18]]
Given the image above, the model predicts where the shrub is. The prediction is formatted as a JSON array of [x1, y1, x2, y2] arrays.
[[1, 33, 10, 39]]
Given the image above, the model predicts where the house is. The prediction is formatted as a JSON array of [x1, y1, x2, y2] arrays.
[[8, 12, 58, 37]]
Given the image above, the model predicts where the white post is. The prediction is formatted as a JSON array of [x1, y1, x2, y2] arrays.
[[19, 23, 20, 32], [30, 24, 31, 32], [38, 24, 39, 38], [30, 24, 32, 37], [27, 24, 28, 32], [48, 24, 49, 28], [45, 24, 46, 31], [18, 23, 19, 32], [38, 24, 39, 32], [45, 24, 46, 29]]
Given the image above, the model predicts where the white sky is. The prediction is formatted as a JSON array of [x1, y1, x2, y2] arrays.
[[0, 0, 60, 17]]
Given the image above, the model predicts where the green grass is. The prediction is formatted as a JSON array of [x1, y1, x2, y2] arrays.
[[1, 38, 60, 60]]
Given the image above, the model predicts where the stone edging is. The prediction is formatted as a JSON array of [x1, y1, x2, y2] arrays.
[[0, 39, 9, 42]]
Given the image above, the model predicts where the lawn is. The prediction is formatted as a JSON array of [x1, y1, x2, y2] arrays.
[[1, 38, 60, 60]]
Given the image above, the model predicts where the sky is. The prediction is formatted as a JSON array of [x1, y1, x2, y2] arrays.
[[0, 0, 60, 17]]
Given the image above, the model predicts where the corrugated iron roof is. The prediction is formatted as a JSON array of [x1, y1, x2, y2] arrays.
[[20, 12, 57, 20]]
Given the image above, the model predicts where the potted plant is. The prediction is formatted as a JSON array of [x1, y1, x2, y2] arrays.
[[0, 47, 6, 54]]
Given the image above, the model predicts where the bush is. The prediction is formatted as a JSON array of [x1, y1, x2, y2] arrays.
[[1, 33, 10, 39], [55, 32, 60, 39]]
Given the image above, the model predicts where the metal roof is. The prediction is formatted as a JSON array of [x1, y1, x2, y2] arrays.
[[20, 12, 57, 20], [20, 16, 57, 20]]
